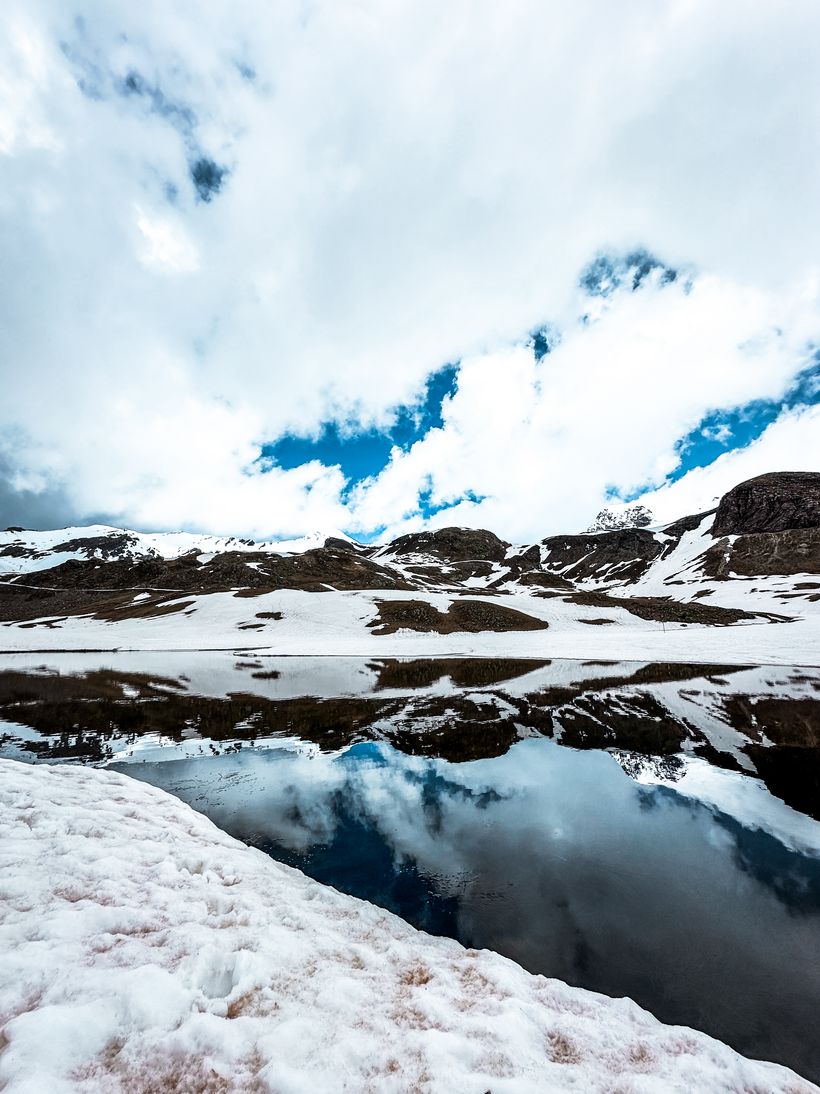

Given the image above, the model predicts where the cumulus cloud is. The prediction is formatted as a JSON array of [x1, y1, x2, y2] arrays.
[[1, 0, 819, 535], [636, 403, 820, 524], [350, 270, 820, 538]]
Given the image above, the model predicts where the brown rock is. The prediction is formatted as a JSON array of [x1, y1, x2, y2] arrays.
[[712, 472, 820, 536]]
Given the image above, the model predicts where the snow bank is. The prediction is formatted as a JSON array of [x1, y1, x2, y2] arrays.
[[2, 586, 820, 666], [0, 760, 815, 1093]]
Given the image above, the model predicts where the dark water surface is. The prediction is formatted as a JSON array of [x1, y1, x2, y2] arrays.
[[2, 653, 820, 1081], [117, 739, 820, 1082]]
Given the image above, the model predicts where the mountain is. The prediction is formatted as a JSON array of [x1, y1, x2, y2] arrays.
[[585, 504, 653, 532], [712, 471, 820, 535], [0, 525, 344, 574], [0, 471, 817, 662]]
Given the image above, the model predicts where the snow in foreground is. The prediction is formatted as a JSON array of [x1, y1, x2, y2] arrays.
[[0, 761, 815, 1094]]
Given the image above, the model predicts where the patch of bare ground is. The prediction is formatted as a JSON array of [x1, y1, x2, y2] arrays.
[[566, 591, 769, 625], [368, 598, 549, 635], [513, 570, 574, 590], [546, 1030, 583, 1065], [0, 584, 195, 624], [93, 597, 196, 622], [72, 1044, 269, 1094]]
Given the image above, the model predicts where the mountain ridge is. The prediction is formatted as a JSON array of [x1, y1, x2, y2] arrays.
[[0, 472, 817, 662]]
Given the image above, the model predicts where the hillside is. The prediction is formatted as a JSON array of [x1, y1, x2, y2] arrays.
[[1, 472, 818, 663]]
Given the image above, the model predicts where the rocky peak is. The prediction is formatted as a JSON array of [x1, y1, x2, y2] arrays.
[[586, 505, 653, 533], [386, 526, 510, 563], [711, 472, 820, 536]]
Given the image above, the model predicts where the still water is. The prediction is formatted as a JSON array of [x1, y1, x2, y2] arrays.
[[2, 653, 819, 1080], [117, 735, 820, 1081]]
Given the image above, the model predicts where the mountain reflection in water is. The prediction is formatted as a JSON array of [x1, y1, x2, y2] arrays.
[[2, 652, 820, 1081]]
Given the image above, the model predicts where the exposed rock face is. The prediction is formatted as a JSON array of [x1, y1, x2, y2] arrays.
[[322, 536, 360, 553], [712, 472, 820, 536], [387, 527, 509, 563], [699, 528, 820, 578], [49, 533, 145, 559], [541, 528, 662, 583], [661, 510, 715, 538]]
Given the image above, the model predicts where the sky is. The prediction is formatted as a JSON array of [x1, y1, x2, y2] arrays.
[[1, 0, 819, 541]]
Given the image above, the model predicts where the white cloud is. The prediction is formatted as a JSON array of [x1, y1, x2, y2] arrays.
[[635, 404, 820, 525], [0, 16, 62, 155], [134, 206, 199, 274], [1, 0, 819, 535], [702, 423, 733, 444], [349, 273, 820, 539]]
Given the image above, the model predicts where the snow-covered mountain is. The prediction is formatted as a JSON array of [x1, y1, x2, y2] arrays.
[[0, 472, 817, 662], [0, 524, 348, 575], [585, 504, 653, 532]]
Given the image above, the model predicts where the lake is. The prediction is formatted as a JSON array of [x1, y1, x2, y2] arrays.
[[2, 652, 819, 1081]]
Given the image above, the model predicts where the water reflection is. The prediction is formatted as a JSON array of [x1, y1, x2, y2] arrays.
[[1, 654, 819, 817], [3, 653, 820, 1077], [118, 737, 820, 1082]]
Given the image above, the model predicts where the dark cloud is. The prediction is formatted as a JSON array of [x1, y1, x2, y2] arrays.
[[0, 458, 77, 530], [190, 157, 228, 202]]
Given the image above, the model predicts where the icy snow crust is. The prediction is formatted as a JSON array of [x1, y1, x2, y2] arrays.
[[0, 759, 815, 1094]]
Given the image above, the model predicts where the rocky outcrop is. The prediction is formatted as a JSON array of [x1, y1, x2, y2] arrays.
[[541, 528, 663, 583], [49, 532, 146, 559], [699, 528, 820, 579], [387, 526, 510, 563], [712, 472, 820, 536], [586, 505, 653, 533]]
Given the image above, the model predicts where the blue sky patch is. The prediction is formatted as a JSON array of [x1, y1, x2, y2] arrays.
[[417, 486, 487, 521], [579, 249, 678, 298], [267, 365, 459, 488], [608, 354, 820, 505], [669, 354, 820, 483]]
